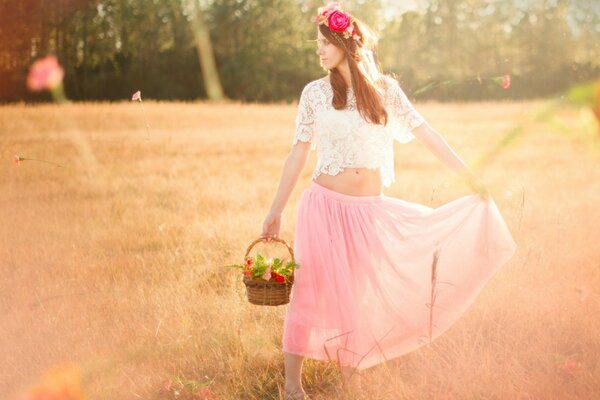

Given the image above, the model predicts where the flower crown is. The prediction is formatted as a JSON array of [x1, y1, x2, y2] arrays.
[[315, 2, 361, 44]]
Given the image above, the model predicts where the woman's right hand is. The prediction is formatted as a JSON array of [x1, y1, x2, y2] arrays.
[[261, 211, 281, 242]]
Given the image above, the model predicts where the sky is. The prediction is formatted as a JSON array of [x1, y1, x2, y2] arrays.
[[377, 0, 600, 36]]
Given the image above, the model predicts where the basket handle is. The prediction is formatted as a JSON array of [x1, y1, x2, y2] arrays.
[[244, 236, 295, 262]]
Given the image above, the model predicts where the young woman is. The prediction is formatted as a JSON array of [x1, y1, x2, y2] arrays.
[[261, 3, 517, 399]]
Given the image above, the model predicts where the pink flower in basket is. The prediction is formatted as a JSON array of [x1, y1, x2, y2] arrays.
[[262, 266, 272, 281]]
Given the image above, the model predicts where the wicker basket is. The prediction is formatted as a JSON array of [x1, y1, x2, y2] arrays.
[[242, 236, 296, 306]]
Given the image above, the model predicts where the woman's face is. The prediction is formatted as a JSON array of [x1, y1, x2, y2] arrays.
[[316, 29, 346, 70]]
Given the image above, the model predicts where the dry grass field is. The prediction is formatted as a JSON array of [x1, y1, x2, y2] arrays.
[[1, 99, 599, 400]]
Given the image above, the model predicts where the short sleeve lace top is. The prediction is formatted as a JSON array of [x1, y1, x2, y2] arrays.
[[292, 75, 427, 188]]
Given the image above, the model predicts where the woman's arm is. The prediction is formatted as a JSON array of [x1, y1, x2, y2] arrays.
[[385, 76, 488, 198], [411, 122, 474, 178], [267, 142, 311, 215], [263, 82, 317, 239], [410, 122, 489, 198], [261, 142, 310, 241]]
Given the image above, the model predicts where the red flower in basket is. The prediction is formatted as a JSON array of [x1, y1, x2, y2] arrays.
[[243, 258, 253, 276], [224, 252, 300, 283], [272, 272, 286, 283]]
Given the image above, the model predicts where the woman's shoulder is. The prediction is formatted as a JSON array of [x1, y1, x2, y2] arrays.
[[304, 76, 329, 91], [298, 76, 329, 99], [377, 74, 399, 89]]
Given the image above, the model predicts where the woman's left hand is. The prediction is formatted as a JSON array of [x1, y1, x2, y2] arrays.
[[461, 172, 490, 200]]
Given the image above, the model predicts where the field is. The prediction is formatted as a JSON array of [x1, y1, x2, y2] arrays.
[[1, 99, 599, 399]]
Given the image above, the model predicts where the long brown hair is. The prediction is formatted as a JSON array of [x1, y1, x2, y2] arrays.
[[318, 15, 388, 126]]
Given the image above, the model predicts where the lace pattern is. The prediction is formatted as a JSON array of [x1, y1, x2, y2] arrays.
[[384, 76, 426, 143], [292, 75, 426, 188], [293, 83, 319, 151]]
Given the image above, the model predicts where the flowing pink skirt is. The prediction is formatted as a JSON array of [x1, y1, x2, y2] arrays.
[[282, 180, 517, 371]]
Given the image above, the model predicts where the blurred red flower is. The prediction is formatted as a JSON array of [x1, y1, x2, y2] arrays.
[[593, 79, 600, 126], [27, 55, 64, 92], [502, 74, 511, 89], [20, 362, 85, 400], [559, 358, 583, 377], [193, 386, 218, 399]]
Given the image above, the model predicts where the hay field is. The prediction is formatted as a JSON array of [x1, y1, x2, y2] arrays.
[[1, 99, 599, 400]]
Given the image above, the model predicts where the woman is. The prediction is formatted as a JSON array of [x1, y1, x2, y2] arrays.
[[261, 3, 517, 399]]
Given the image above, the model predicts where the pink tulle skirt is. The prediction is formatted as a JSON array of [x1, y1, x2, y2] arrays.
[[282, 180, 517, 371]]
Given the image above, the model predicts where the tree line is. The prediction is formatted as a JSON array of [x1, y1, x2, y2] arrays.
[[0, 0, 598, 103]]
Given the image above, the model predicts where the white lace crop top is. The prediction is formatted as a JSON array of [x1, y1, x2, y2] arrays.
[[291, 75, 427, 188]]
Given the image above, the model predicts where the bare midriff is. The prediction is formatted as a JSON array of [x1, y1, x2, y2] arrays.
[[313, 167, 383, 196]]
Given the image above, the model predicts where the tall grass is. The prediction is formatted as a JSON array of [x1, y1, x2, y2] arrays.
[[1, 99, 599, 399]]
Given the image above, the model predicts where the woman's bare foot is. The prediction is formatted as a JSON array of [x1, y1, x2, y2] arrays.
[[284, 384, 308, 400]]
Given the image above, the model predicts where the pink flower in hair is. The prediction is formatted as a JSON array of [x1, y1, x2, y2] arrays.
[[315, 2, 360, 44], [317, 2, 341, 18], [327, 9, 351, 32]]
